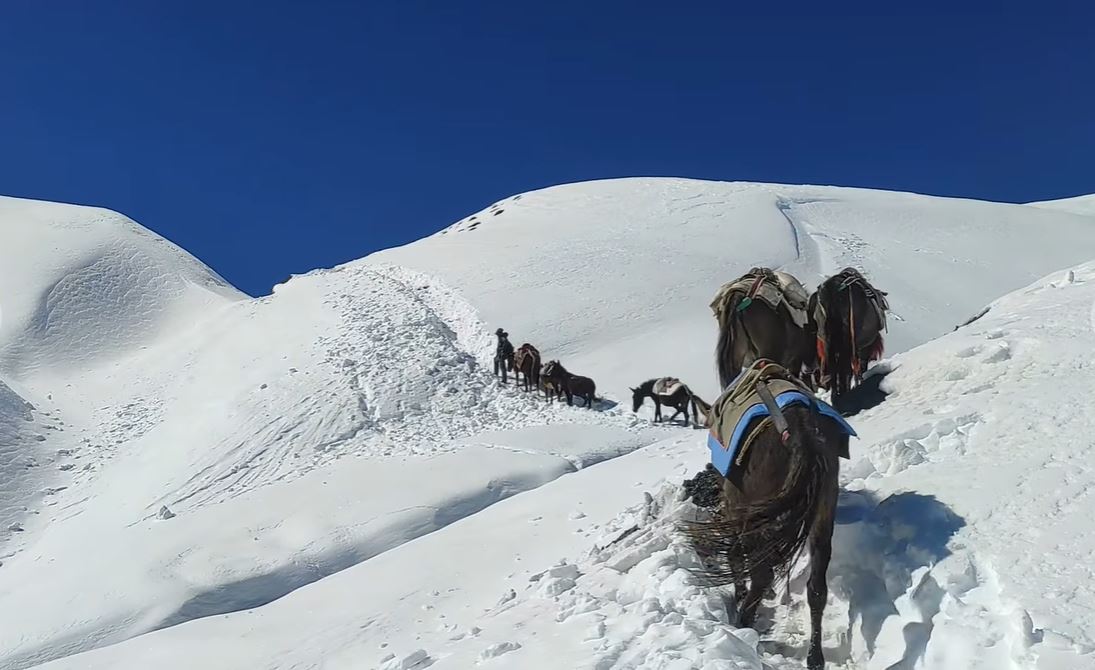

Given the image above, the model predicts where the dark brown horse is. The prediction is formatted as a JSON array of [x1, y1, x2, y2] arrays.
[[542, 360, 596, 408], [630, 378, 706, 426], [683, 407, 846, 669], [810, 268, 889, 406], [512, 344, 541, 392], [711, 269, 814, 389]]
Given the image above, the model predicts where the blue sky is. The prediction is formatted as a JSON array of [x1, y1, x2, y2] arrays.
[[1, 2, 1091, 295]]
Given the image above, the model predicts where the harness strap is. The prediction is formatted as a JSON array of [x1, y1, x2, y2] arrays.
[[849, 295, 861, 379], [754, 380, 790, 443], [735, 273, 768, 314]]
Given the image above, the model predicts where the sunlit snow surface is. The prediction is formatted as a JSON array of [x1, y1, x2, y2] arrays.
[[3, 180, 1095, 669]]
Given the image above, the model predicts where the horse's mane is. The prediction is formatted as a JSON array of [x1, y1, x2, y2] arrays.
[[636, 378, 658, 393]]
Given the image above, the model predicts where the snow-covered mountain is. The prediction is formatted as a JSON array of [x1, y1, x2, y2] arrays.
[[369, 179, 1095, 399], [2, 179, 1094, 670]]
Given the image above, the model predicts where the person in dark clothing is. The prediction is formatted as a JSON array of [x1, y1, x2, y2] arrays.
[[494, 328, 514, 382]]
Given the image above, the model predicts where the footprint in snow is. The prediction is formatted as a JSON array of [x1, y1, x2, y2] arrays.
[[943, 365, 970, 382], [982, 343, 1011, 363], [956, 345, 981, 359], [380, 649, 432, 670], [479, 642, 521, 662]]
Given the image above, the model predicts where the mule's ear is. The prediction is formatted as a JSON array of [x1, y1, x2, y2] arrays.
[[629, 387, 637, 393]]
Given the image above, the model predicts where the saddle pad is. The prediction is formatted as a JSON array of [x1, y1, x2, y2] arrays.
[[653, 377, 683, 395], [706, 390, 856, 476], [710, 273, 809, 328]]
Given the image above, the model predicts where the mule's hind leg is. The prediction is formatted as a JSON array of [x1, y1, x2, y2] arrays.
[[738, 563, 774, 629], [806, 506, 836, 669], [733, 578, 747, 617]]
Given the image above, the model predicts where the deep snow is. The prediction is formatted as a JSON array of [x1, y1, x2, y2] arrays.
[[2, 179, 1095, 670]]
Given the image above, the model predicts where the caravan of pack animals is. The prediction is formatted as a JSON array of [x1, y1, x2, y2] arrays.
[[493, 266, 889, 670]]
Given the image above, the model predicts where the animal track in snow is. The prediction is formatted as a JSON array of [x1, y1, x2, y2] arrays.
[[866, 413, 981, 476], [944, 365, 971, 382], [982, 342, 1011, 363]]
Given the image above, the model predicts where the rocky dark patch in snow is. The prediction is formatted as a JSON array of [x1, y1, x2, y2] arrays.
[[682, 464, 722, 509]]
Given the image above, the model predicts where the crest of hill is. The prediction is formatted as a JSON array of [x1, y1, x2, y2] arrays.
[[1026, 192, 1095, 216], [0, 196, 245, 377]]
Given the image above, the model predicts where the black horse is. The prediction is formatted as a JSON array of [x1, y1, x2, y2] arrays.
[[630, 378, 706, 426], [809, 268, 889, 406], [540, 363, 564, 402], [682, 360, 849, 669]]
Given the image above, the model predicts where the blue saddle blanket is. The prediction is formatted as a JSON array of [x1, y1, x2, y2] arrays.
[[707, 390, 856, 476]]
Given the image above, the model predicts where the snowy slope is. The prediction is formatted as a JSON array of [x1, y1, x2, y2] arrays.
[[0, 195, 243, 578], [39, 261, 1095, 670], [0, 376, 64, 543], [37, 260, 1095, 670], [0, 257, 665, 669], [3, 181, 1095, 670], [368, 178, 1095, 400]]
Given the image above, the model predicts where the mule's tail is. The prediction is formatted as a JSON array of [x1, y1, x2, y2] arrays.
[[821, 283, 853, 395], [680, 409, 831, 587], [867, 333, 885, 363], [690, 393, 712, 427], [714, 292, 748, 388]]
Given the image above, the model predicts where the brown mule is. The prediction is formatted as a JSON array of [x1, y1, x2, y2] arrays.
[[711, 268, 814, 389], [809, 268, 889, 406], [512, 344, 541, 392]]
